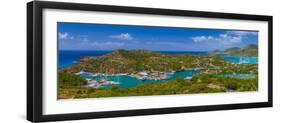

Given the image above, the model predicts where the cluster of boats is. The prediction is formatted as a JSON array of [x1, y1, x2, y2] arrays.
[[75, 71, 128, 77], [75, 71, 121, 88], [86, 79, 119, 88], [75, 70, 194, 88], [131, 71, 171, 81]]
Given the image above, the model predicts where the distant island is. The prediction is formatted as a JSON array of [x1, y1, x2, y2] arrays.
[[213, 44, 258, 57], [58, 44, 258, 99]]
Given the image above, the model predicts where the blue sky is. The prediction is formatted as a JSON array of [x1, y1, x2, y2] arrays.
[[58, 23, 258, 51]]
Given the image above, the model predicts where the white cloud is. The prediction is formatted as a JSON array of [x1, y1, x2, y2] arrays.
[[59, 32, 68, 40], [192, 31, 258, 46], [219, 34, 242, 44], [59, 32, 74, 40], [192, 36, 214, 43], [192, 35, 242, 46], [110, 33, 133, 40], [192, 31, 257, 46]]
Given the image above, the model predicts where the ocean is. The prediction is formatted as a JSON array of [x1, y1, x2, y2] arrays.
[[59, 50, 112, 68]]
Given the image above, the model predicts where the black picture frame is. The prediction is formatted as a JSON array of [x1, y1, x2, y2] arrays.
[[27, 1, 273, 122]]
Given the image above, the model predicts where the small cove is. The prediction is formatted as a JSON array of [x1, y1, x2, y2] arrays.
[[218, 54, 258, 64], [80, 69, 202, 89]]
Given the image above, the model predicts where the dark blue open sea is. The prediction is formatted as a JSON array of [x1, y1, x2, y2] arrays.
[[59, 50, 111, 68], [59, 50, 209, 68]]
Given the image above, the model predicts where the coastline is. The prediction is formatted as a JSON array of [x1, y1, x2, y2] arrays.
[[58, 47, 259, 99]]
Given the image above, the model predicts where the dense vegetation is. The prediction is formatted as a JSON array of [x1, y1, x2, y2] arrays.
[[58, 73, 258, 99], [62, 49, 230, 74], [58, 72, 87, 88], [214, 44, 258, 57]]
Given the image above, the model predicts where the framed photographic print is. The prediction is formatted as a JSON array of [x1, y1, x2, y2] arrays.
[[27, 1, 273, 122]]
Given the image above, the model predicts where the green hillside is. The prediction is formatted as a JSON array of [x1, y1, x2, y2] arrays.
[[221, 44, 258, 57], [63, 49, 230, 74]]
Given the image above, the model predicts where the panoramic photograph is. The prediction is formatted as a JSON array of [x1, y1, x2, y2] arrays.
[[58, 22, 258, 99]]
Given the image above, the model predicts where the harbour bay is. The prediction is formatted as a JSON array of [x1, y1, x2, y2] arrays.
[[59, 50, 258, 89], [57, 23, 259, 99]]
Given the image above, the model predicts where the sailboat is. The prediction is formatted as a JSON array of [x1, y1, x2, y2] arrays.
[[97, 64, 107, 84], [238, 57, 244, 64], [238, 57, 250, 64]]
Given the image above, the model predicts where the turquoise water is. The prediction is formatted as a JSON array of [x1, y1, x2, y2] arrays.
[[80, 69, 201, 89], [218, 54, 258, 64], [217, 54, 257, 79], [217, 74, 256, 79]]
